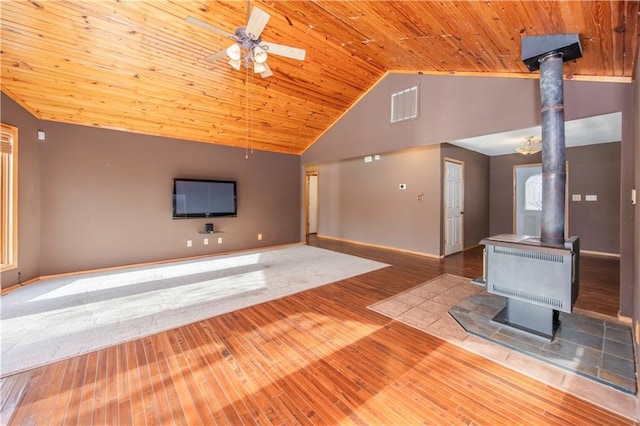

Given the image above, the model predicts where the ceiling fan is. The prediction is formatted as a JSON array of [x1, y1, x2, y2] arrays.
[[185, 3, 306, 78]]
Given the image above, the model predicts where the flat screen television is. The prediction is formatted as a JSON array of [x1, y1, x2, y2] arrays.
[[173, 178, 237, 219]]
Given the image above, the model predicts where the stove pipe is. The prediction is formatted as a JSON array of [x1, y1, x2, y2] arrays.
[[539, 53, 566, 246], [522, 34, 582, 246]]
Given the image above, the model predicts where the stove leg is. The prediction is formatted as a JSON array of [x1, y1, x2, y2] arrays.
[[491, 298, 559, 341]]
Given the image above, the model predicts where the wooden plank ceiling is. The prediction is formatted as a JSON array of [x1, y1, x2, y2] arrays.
[[1, 1, 638, 155]]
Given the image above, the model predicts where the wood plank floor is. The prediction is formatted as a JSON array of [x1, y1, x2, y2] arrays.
[[1, 237, 629, 425]]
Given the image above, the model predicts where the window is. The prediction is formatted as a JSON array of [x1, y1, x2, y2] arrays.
[[1, 123, 18, 271], [390, 85, 418, 123], [524, 173, 542, 211]]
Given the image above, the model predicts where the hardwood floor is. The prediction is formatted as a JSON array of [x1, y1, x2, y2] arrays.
[[307, 237, 621, 318], [1, 237, 628, 425]]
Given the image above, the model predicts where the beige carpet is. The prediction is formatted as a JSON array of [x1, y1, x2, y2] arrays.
[[368, 274, 639, 422], [1, 244, 388, 378]]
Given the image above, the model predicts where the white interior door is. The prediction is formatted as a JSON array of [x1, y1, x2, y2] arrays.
[[307, 174, 318, 234], [514, 165, 542, 236], [444, 160, 464, 255]]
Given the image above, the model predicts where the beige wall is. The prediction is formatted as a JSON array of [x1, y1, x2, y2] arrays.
[[1, 93, 302, 287], [311, 145, 442, 256]]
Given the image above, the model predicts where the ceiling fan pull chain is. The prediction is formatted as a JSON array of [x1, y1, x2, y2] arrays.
[[245, 65, 250, 159]]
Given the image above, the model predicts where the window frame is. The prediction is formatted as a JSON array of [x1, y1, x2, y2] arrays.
[[1, 123, 18, 272]]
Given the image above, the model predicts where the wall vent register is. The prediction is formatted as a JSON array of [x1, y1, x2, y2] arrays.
[[390, 85, 418, 123]]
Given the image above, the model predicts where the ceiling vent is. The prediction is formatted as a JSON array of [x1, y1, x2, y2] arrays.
[[390, 85, 418, 124]]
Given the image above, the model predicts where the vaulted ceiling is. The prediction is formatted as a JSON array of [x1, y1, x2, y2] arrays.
[[1, 1, 638, 155]]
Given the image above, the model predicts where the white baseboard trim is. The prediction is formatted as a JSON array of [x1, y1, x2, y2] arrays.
[[316, 234, 441, 259], [580, 250, 620, 258]]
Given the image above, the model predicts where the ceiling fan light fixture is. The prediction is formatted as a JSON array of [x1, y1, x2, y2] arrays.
[[229, 59, 242, 70], [515, 145, 542, 155], [226, 43, 241, 61], [186, 5, 306, 79], [253, 46, 268, 63], [515, 136, 542, 155], [253, 62, 267, 73]]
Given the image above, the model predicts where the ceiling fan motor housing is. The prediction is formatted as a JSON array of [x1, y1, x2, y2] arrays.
[[235, 26, 262, 50]]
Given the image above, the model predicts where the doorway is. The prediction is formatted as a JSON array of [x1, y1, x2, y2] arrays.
[[305, 172, 318, 235], [513, 163, 569, 237], [514, 164, 542, 236], [444, 159, 464, 255]]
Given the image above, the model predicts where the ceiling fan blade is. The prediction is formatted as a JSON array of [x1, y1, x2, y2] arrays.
[[245, 6, 270, 40], [262, 42, 306, 60], [204, 49, 228, 63], [260, 62, 273, 78], [185, 16, 236, 40]]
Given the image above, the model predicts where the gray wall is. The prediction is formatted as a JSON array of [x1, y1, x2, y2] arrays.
[[0, 94, 42, 285], [620, 87, 637, 317], [633, 47, 639, 373], [568, 143, 621, 254], [303, 72, 634, 316], [489, 143, 621, 254], [302, 74, 630, 165], [1, 93, 302, 287], [310, 145, 442, 256], [440, 144, 490, 248], [489, 152, 542, 236]]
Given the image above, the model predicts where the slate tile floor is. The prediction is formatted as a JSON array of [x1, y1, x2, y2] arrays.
[[450, 292, 636, 394], [369, 274, 638, 420]]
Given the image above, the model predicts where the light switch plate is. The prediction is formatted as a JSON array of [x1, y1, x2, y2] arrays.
[[585, 195, 597, 201]]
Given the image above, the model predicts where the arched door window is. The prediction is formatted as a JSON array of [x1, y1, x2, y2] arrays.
[[525, 174, 542, 211]]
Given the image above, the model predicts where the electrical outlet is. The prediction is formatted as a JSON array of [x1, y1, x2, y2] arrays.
[[187, 240, 192, 247], [258, 233, 263, 240], [218, 237, 223, 244], [572, 194, 581, 201], [204, 238, 208, 245], [585, 195, 597, 201]]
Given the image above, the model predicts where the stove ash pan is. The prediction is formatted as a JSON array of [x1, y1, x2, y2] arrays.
[[480, 234, 580, 314]]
